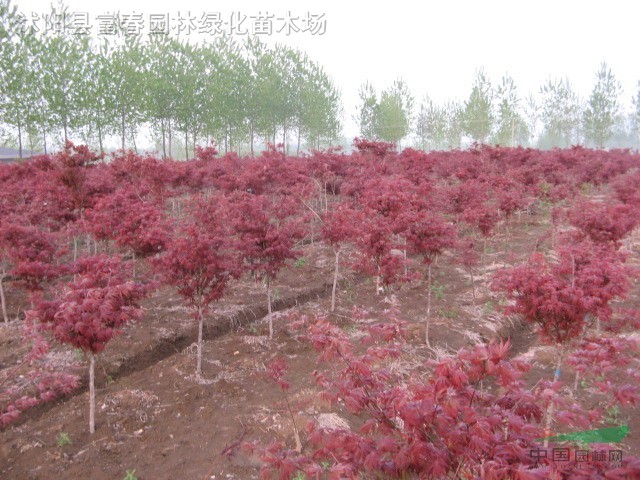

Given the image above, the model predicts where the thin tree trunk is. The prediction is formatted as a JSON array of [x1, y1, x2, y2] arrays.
[[28, 131, 35, 155], [168, 118, 172, 158], [185, 130, 189, 160], [543, 345, 564, 448], [89, 352, 96, 434], [266, 275, 273, 338], [97, 122, 103, 155], [63, 116, 68, 144], [0, 270, 9, 323], [196, 306, 204, 376], [282, 389, 302, 452], [17, 118, 23, 158], [331, 247, 340, 312], [296, 126, 301, 155], [121, 107, 126, 152], [324, 183, 328, 213], [573, 370, 581, 392], [283, 128, 288, 155], [250, 122, 255, 157], [469, 267, 476, 305], [42, 115, 47, 155], [426, 262, 433, 347], [483, 237, 488, 289], [161, 120, 166, 159]]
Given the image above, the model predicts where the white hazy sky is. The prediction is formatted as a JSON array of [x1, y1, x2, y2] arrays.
[[15, 0, 640, 138]]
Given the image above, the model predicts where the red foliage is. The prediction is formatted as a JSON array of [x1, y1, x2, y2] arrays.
[[195, 141, 219, 161], [403, 210, 457, 265], [555, 240, 632, 324], [85, 189, 168, 257], [154, 208, 240, 311], [0, 222, 63, 294], [352, 137, 396, 158], [492, 253, 591, 345], [462, 203, 500, 238], [35, 255, 147, 354], [231, 192, 304, 281], [53, 141, 104, 212], [567, 199, 638, 246], [252, 317, 639, 479]]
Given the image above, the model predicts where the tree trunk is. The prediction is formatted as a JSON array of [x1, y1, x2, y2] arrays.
[[426, 262, 433, 347], [168, 118, 173, 158], [283, 128, 288, 155], [483, 237, 488, 289], [185, 130, 189, 160], [161, 120, 166, 159], [42, 115, 47, 155], [89, 352, 96, 434], [266, 275, 273, 338], [250, 122, 255, 157], [17, 117, 23, 159], [121, 107, 126, 152], [196, 306, 204, 376], [331, 247, 340, 312], [296, 126, 301, 155], [0, 270, 9, 323], [469, 267, 476, 305], [97, 122, 103, 155], [543, 345, 564, 448]]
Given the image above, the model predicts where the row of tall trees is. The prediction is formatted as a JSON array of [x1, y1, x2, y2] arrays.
[[360, 64, 640, 150], [0, 1, 342, 158]]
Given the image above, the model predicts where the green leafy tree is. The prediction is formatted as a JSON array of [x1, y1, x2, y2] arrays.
[[355, 81, 379, 140], [0, 29, 41, 157], [375, 78, 413, 146], [492, 75, 529, 146], [297, 58, 342, 151], [145, 36, 179, 158], [108, 35, 147, 152], [415, 96, 447, 150], [539, 77, 581, 148], [172, 40, 206, 159], [462, 68, 494, 143], [216, 39, 251, 154], [632, 81, 640, 144], [583, 62, 623, 148], [38, 32, 91, 145], [444, 101, 464, 149]]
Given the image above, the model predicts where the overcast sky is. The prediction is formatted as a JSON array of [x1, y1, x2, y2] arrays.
[[16, 0, 640, 138]]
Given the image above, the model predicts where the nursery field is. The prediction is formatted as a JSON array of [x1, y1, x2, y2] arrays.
[[1, 141, 640, 479]]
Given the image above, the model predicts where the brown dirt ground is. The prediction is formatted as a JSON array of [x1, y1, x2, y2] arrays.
[[1, 209, 639, 480]]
